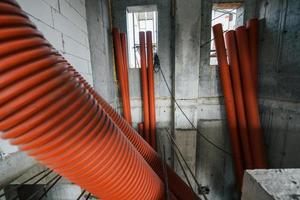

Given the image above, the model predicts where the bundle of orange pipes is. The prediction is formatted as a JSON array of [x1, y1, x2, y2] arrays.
[[212, 19, 267, 190], [112, 29, 157, 151]]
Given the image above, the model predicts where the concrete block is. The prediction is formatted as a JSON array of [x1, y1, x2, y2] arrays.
[[67, 0, 86, 19], [197, 104, 225, 120], [63, 35, 91, 60], [42, 0, 59, 10], [242, 169, 300, 200], [16, 0, 53, 26], [53, 9, 87, 46], [59, 0, 87, 33], [62, 53, 90, 74], [30, 18, 64, 51]]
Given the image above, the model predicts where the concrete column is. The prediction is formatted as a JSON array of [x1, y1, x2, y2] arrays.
[[173, 0, 201, 188]]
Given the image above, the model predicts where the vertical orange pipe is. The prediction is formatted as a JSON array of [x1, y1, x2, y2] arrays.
[[225, 31, 254, 169], [212, 24, 244, 188], [139, 32, 150, 144], [246, 18, 259, 92], [146, 31, 157, 150], [112, 28, 132, 125], [235, 26, 267, 169], [137, 122, 144, 138], [120, 32, 132, 124]]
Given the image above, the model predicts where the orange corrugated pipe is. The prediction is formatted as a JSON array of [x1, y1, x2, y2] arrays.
[[146, 31, 157, 151], [76, 75, 198, 200], [212, 24, 244, 188], [0, 1, 164, 199], [120, 32, 132, 123], [225, 31, 254, 169], [138, 122, 145, 138], [235, 26, 268, 169], [112, 28, 132, 125], [246, 18, 259, 92], [139, 32, 151, 144]]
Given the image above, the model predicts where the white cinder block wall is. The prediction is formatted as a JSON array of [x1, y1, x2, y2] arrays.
[[0, 0, 93, 155], [16, 0, 93, 85]]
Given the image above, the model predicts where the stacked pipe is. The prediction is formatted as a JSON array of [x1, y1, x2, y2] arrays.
[[138, 31, 157, 150], [213, 19, 267, 189], [146, 31, 157, 151], [112, 28, 132, 125], [0, 1, 198, 199], [0, 1, 164, 199], [139, 32, 151, 144]]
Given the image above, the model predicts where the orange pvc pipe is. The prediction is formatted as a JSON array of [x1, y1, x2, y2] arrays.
[[0, 2, 164, 199], [246, 18, 259, 92], [146, 31, 157, 151], [137, 122, 145, 138], [235, 26, 268, 169], [112, 28, 132, 125], [139, 32, 150, 144], [75, 74, 198, 200], [225, 31, 254, 169], [212, 24, 244, 188], [120, 32, 132, 124]]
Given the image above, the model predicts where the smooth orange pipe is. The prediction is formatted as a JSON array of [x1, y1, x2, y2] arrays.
[[120, 32, 132, 124], [146, 31, 157, 150], [75, 75, 198, 200], [212, 24, 244, 188], [112, 28, 132, 125], [137, 122, 144, 138], [246, 18, 259, 92], [235, 26, 267, 169], [139, 32, 150, 144], [0, 2, 164, 199], [225, 31, 254, 169]]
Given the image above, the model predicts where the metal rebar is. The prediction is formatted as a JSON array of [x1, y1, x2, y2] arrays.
[[76, 190, 86, 200], [23, 174, 60, 200], [86, 193, 91, 199], [0, 169, 50, 198], [37, 176, 62, 200]]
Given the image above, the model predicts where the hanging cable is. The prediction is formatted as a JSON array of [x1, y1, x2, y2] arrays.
[[173, 146, 193, 190], [211, 8, 237, 22], [162, 145, 170, 200], [166, 130, 209, 200], [158, 64, 238, 158], [158, 133, 170, 200]]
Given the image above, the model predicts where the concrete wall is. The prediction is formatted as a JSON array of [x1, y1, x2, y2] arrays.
[[257, 0, 300, 168], [86, 0, 117, 103]]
